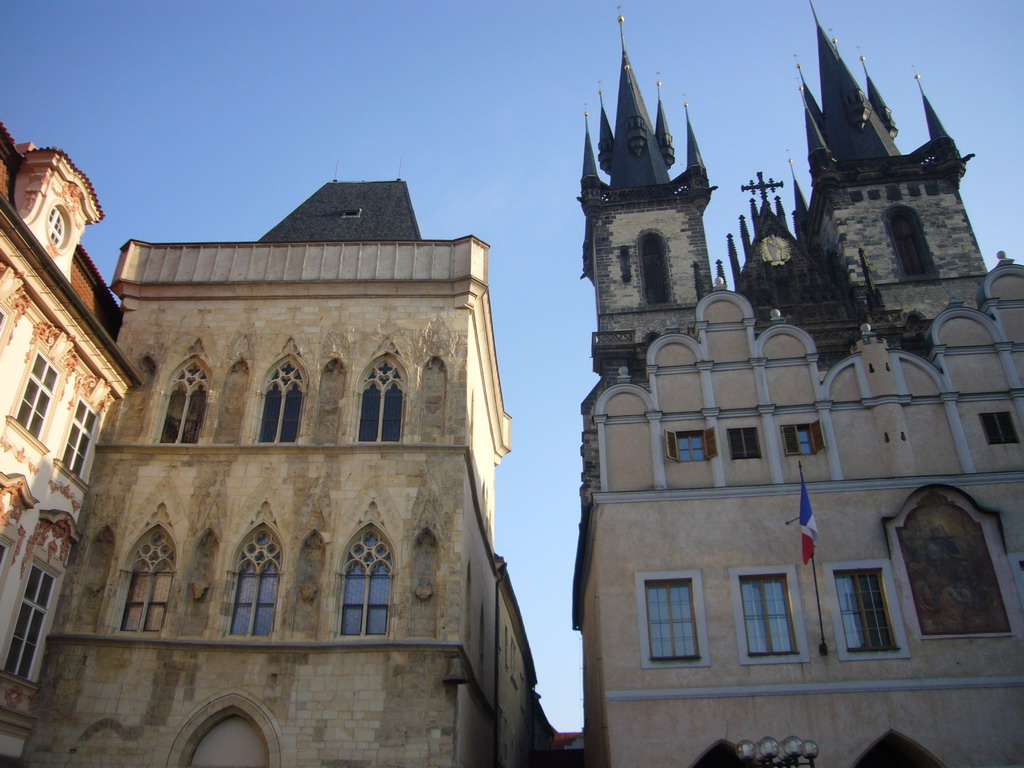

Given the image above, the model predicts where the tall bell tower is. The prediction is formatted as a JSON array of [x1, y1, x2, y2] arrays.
[[579, 17, 714, 379]]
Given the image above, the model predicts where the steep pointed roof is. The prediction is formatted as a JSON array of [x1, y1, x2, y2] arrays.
[[917, 77, 950, 141], [684, 105, 705, 171], [862, 59, 898, 139], [654, 92, 675, 169], [608, 18, 670, 188], [260, 181, 421, 243], [582, 115, 599, 180], [597, 94, 614, 174], [802, 87, 830, 155], [789, 160, 809, 233], [814, 16, 899, 160]]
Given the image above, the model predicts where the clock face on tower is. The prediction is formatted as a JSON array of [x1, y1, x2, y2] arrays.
[[757, 235, 791, 266]]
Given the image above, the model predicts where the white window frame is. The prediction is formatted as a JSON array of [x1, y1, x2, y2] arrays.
[[62, 400, 98, 476], [635, 569, 710, 668], [16, 353, 60, 440], [4, 563, 57, 680], [730, 564, 810, 665], [823, 559, 910, 661]]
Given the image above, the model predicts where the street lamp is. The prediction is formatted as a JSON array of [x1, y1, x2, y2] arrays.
[[735, 735, 818, 767]]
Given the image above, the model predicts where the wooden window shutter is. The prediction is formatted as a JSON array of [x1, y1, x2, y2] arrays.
[[781, 425, 800, 455], [665, 431, 679, 461], [703, 427, 718, 459], [810, 421, 825, 452]]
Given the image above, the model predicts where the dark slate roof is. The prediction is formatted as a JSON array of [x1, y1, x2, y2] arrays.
[[259, 180, 421, 243]]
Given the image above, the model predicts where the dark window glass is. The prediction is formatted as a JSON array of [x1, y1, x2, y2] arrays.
[[641, 235, 670, 304]]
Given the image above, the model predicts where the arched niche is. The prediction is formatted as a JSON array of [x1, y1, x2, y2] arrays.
[[166, 695, 281, 768], [215, 359, 250, 444], [853, 731, 946, 768]]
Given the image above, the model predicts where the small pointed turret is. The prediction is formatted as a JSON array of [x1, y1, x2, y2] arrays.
[[789, 159, 809, 234], [862, 57, 897, 139], [813, 13, 899, 160], [684, 104, 705, 172], [916, 75, 950, 141], [598, 91, 614, 174], [582, 113, 599, 180], [802, 87, 830, 156], [654, 84, 675, 169], [608, 16, 671, 188]]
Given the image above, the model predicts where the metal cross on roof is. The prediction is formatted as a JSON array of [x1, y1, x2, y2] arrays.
[[741, 172, 785, 204]]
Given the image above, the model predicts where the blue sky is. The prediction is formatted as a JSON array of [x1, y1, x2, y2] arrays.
[[7, 0, 1022, 732]]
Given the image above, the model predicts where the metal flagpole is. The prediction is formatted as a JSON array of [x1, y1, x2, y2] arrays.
[[810, 552, 827, 656]]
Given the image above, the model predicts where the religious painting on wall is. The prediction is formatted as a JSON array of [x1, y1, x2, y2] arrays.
[[896, 490, 1009, 635]]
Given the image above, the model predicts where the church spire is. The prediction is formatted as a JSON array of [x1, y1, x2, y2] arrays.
[[802, 84, 829, 156], [789, 158, 809, 235], [916, 74, 950, 141], [684, 104, 705, 172], [598, 90, 614, 174], [813, 12, 899, 160], [861, 56, 897, 139], [582, 112, 599, 180], [609, 15, 671, 188], [654, 81, 675, 169]]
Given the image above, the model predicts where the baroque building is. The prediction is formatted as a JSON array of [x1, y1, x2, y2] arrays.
[[0, 123, 135, 763], [573, 15, 1024, 768], [20, 180, 543, 766]]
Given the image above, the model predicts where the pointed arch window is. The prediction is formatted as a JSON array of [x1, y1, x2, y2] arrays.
[[259, 361, 303, 443], [358, 361, 403, 442], [888, 208, 932, 276], [340, 529, 393, 635], [230, 529, 281, 636], [641, 234, 670, 304], [161, 362, 209, 444], [121, 527, 175, 631]]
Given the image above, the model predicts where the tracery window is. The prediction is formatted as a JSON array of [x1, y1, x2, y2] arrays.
[[121, 527, 175, 632], [358, 361, 403, 442], [641, 234, 670, 304], [888, 208, 931, 276], [230, 529, 281, 636], [258, 361, 303, 443], [161, 362, 208, 444], [340, 528, 392, 635]]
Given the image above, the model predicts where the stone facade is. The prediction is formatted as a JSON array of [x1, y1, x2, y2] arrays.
[[0, 126, 135, 764], [22, 208, 540, 765]]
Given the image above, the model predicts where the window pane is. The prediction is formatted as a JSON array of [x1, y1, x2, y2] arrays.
[[381, 385, 403, 441], [341, 606, 363, 635], [161, 387, 186, 443], [259, 386, 283, 442], [358, 385, 381, 441], [366, 606, 388, 635], [181, 388, 207, 443], [280, 387, 302, 442]]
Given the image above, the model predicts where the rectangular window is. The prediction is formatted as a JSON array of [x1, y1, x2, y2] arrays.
[[62, 401, 98, 475], [665, 428, 717, 462], [834, 570, 895, 651], [16, 355, 59, 439], [645, 580, 699, 659], [781, 422, 825, 455], [4, 565, 55, 678], [739, 575, 795, 655], [980, 412, 1019, 444], [727, 427, 760, 459]]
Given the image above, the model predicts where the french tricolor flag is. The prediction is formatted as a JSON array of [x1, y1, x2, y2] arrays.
[[799, 473, 817, 564]]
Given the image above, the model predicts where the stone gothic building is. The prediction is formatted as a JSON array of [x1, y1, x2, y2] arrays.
[[573, 14, 1023, 768], [15, 180, 543, 766]]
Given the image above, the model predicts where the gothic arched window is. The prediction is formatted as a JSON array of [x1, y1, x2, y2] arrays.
[[340, 528, 393, 635], [358, 361, 403, 442], [258, 361, 303, 443], [230, 528, 281, 636], [888, 208, 932, 276], [121, 527, 175, 631], [641, 234, 670, 304], [161, 362, 209, 444]]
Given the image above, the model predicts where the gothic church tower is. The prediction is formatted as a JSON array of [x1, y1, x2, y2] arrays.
[[580, 17, 714, 380]]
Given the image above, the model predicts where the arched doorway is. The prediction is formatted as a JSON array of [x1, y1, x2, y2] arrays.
[[693, 742, 745, 768], [855, 733, 945, 768], [190, 715, 268, 767]]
